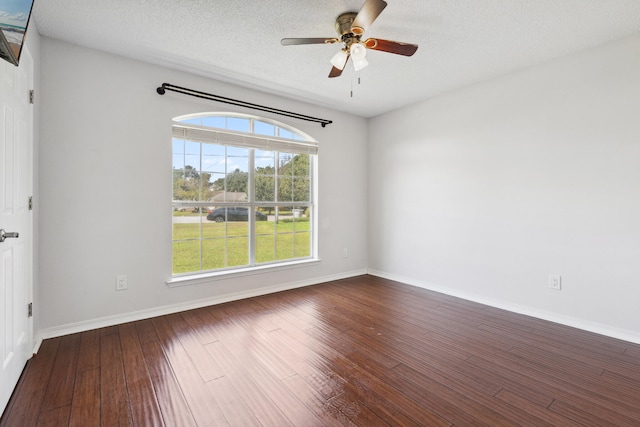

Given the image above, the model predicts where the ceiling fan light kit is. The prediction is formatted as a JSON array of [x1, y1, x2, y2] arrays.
[[281, 0, 418, 78], [330, 49, 349, 70], [350, 42, 367, 60]]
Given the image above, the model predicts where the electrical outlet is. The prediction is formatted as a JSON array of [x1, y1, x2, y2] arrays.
[[116, 275, 128, 291], [548, 274, 561, 290], [343, 248, 348, 258]]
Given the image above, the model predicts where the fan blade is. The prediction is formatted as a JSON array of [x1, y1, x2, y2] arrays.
[[329, 66, 344, 78], [363, 38, 418, 56], [351, 0, 388, 35], [281, 37, 339, 46], [329, 54, 350, 78]]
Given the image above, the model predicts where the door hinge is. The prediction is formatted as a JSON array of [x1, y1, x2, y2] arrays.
[[29, 90, 34, 104], [28, 196, 33, 210], [28, 302, 33, 317]]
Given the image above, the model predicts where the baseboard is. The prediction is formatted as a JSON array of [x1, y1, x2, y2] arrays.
[[31, 336, 43, 357], [368, 269, 640, 345], [39, 268, 368, 341]]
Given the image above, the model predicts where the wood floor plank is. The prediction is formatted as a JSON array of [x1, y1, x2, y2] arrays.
[[208, 304, 297, 381], [140, 339, 197, 427], [206, 375, 262, 427], [494, 389, 584, 427], [151, 315, 229, 427], [211, 319, 328, 426], [35, 406, 70, 427], [3, 275, 640, 426], [99, 332, 133, 427], [549, 398, 629, 427], [392, 362, 548, 426], [268, 324, 451, 426], [40, 334, 81, 412], [76, 329, 101, 373], [179, 308, 219, 345], [204, 340, 294, 427], [466, 352, 640, 423], [68, 368, 100, 427], [135, 318, 160, 345], [479, 322, 640, 380], [281, 375, 359, 427], [624, 344, 640, 359], [0, 338, 60, 427], [118, 322, 165, 427], [165, 313, 225, 382]]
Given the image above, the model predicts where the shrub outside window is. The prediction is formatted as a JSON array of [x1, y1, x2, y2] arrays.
[[172, 113, 317, 276]]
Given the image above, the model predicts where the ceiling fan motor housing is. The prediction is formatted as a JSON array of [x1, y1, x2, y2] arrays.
[[335, 12, 359, 36]]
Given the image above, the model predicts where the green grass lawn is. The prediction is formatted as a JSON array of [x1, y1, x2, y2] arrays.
[[172, 220, 311, 274]]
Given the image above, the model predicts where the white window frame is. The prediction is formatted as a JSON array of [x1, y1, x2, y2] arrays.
[[168, 113, 319, 286]]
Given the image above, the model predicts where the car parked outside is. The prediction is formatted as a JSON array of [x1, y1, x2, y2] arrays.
[[206, 207, 267, 222]]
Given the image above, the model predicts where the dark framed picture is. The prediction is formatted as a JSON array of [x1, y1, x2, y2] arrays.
[[0, 0, 35, 66]]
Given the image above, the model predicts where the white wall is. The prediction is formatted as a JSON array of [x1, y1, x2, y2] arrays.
[[368, 34, 640, 343], [38, 37, 368, 336]]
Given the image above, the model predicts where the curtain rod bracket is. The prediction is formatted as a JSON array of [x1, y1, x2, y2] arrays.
[[156, 83, 332, 127]]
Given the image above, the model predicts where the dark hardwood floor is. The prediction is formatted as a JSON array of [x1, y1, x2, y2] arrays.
[[2, 275, 640, 426]]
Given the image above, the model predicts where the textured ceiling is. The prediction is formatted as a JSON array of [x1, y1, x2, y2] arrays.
[[33, 0, 640, 118]]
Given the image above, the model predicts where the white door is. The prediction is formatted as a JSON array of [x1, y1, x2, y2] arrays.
[[0, 47, 33, 415]]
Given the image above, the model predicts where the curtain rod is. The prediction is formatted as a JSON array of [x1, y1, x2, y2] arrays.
[[156, 83, 333, 128]]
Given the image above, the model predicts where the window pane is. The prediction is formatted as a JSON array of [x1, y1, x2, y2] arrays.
[[294, 231, 311, 258], [228, 237, 249, 267], [256, 234, 275, 263], [174, 166, 203, 201], [255, 150, 275, 168], [202, 217, 226, 238], [173, 240, 201, 274], [227, 147, 249, 195], [224, 171, 248, 198], [210, 172, 226, 193], [293, 154, 310, 179], [274, 212, 311, 256], [293, 178, 310, 202], [173, 138, 185, 153], [227, 117, 250, 133], [254, 121, 276, 136], [227, 219, 249, 237], [279, 153, 309, 202], [228, 146, 249, 160], [172, 220, 201, 240], [255, 207, 276, 264], [202, 238, 227, 270], [202, 116, 226, 129], [278, 128, 294, 139], [256, 176, 275, 202], [255, 150, 275, 202], [275, 233, 294, 260], [185, 141, 200, 155], [202, 144, 226, 174], [184, 156, 200, 173], [292, 214, 311, 230]]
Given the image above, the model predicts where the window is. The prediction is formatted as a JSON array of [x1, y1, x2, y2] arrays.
[[171, 113, 317, 277]]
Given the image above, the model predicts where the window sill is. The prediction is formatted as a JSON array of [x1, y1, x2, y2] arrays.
[[166, 258, 321, 288]]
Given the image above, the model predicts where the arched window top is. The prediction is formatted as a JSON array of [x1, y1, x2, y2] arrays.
[[174, 112, 316, 143]]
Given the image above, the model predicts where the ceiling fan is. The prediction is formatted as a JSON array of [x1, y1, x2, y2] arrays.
[[281, 0, 418, 78]]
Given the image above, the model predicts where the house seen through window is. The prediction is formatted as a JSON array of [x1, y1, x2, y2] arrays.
[[172, 113, 317, 276]]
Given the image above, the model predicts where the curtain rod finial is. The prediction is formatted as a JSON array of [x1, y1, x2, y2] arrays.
[[156, 86, 166, 95]]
